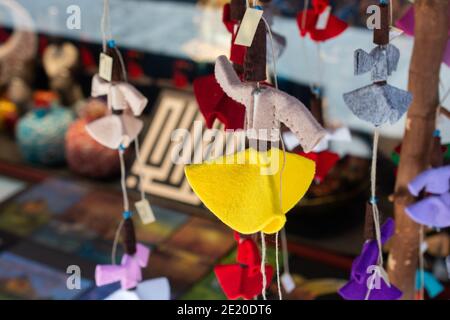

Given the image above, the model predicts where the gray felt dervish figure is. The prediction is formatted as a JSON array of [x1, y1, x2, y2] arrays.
[[343, 2, 412, 127]]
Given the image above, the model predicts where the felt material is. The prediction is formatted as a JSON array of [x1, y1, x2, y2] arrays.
[[354, 45, 400, 83], [184, 148, 316, 234], [406, 192, 450, 228], [397, 6, 450, 66], [223, 3, 246, 66], [339, 218, 403, 300], [373, 3, 390, 46], [408, 166, 450, 196], [415, 270, 444, 299], [343, 83, 412, 126], [344, 43, 412, 126], [298, 150, 339, 183], [95, 243, 150, 290], [215, 55, 326, 153], [214, 237, 273, 300], [244, 19, 267, 82], [91, 74, 148, 116], [193, 74, 245, 130], [85, 113, 143, 149], [296, 0, 348, 42], [364, 202, 382, 241], [105, 278, 171, 300]]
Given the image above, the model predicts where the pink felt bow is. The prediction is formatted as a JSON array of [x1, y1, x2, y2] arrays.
[[95, 243, 150, 290], [91, 74, 148, 116]]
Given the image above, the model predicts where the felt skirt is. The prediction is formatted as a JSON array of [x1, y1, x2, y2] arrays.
[[184, 148, 315, 234], [343, 83, 412, 126]]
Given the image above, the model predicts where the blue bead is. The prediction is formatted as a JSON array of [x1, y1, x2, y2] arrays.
[[369, 196, 378, 205], [433, 129, 441, 138], [123, 211, 132, 219], [107, 39, 116, 48]]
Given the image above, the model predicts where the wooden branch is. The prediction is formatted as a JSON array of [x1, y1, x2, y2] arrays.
[[388, 0, 449, 300]]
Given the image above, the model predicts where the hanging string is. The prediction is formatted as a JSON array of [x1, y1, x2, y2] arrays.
[[101, 0, 111, 53], [260, 231, 267, 300], [262, 15, 285, 301]]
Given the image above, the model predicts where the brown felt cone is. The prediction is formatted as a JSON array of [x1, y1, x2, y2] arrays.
[[230, 0, 246, 21], [364, 202, 383, 241], [244, 20, 267, 82], [373, 3, 390, 46], [123, 218, 137, 255], [106, 47, 125, 83]]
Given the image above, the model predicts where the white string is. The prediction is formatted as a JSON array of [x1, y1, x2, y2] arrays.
[[370, 128, 383, 266], [118, 148, 129, 212], [101, 0, 111, 52], [261, 15, 285, 301], [260, 231, 267, 300], [114, 46, 128, 82]]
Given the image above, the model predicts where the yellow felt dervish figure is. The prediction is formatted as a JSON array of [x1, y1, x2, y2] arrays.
[[185, 148, 316, 234]]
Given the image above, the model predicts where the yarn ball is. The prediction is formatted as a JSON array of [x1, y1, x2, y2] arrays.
[[16, 105, 74, 165], [65, 98, 122, 178]]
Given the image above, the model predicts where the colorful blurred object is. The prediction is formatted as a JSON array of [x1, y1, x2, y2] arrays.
[[65, 99, 121, 178], [0, 98, 18, 134], [16, 91, 74, 166]]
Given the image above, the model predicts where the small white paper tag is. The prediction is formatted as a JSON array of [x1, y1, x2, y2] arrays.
[[234, 8, 264, 47], [315, 6, 332, 30], [389, 26, 404, 41], [281, 273, 295, 294], [135, 199, 156, 225], [99, 52, 113, 81]]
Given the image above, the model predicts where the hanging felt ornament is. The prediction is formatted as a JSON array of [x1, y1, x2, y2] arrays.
[[406, 165, 450, 228], [214, 234, 273, 300], [397, 5, 450, 66], [223, 0, 247, 68], [214, 55, 326, 151], [0, 98, 18, 134], [408, 165, 450, 197], [92, 0, 155, 294], [296, 0, 348, 42], [86, 43, 147, 150], [343, 2, 412, 126], [96, 217, 150, 290], [185, 148, 315, 235], [339, 218, 403, 300]]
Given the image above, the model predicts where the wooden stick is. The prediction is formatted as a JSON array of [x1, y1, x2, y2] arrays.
[[388, 0, 449, 300]]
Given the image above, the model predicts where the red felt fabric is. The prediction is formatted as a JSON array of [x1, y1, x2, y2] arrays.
[[298, 150, 339, 183], [193, 74, 245, 130], [296, 0, 348, 42], [214, 238, 273, 300], [223, 3, 246, 66]]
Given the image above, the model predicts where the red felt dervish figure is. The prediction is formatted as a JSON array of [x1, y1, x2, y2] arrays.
[[193, 2, 246, 130], [214, 233, 273, 300], [298, 150, 339, 184], [297, 0, 348, 42]]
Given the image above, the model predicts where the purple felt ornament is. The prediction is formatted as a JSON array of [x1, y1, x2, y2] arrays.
[[95, 243, 150, 290], [406, 192, 450, 228], [339, 218, 403, 300], [397, 6, 450, 66], [408, 165, 450, 196]]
